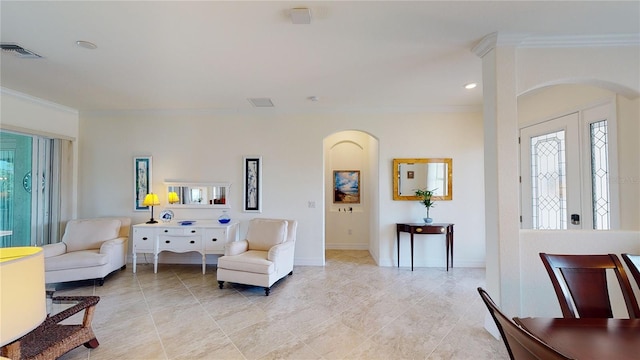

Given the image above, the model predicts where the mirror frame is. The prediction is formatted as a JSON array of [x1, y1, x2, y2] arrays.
[[164, 181, 231, 209], [392, 158, 452, 201]]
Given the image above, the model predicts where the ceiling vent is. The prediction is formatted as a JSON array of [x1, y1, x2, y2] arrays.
[[290, 8, 311, 24], [248, 98, 275, 107], [0, 43, 42, 58]]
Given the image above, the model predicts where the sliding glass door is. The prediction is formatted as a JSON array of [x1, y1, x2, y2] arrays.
[[0, 130, 69, 247]]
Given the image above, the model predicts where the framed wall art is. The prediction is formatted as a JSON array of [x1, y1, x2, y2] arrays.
[[134, 156, 152, 211], [243, 156, 262, 212], [333, 170, 360, 204]]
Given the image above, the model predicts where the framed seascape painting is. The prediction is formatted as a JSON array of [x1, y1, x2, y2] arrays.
[[134, 156, 152, 211], [243, 156, 262, 212], [333, 170, 360, 204]]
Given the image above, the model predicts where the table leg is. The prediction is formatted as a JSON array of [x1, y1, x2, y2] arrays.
[[397, 229, 400, 268], [446, 232, 450, 271], [450, 226, 454, 269], [133, 252, 137, 273], [202, 253, 206, 274], [410, 232, 414, 271], [153, 252, 158, 273]]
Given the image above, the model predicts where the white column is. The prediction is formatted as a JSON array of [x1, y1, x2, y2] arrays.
[[474, 34, 522, 318]]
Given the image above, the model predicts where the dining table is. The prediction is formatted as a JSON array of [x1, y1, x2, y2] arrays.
[[513, 317, 640, 360]]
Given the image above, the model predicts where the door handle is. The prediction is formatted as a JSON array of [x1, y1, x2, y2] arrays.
[[571, 214, 580, 225]]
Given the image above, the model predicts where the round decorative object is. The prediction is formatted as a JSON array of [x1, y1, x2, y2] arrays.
[[218, 210, 231, 224], [22, 171, 32, 193], [424, 217, 433, 224], [159, 209, 174, 222]]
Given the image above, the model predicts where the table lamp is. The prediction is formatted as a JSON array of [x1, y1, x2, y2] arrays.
[[168, 192, 180, 204], [143, 193, 160, 224], [0, 247, 46, 347]]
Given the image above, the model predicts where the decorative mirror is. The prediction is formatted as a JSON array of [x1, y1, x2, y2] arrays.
[[164, 181, 231, 209], [393, 158, 452, 201]]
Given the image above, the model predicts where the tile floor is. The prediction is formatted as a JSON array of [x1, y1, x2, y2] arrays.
[[52, 250, 508, 360]]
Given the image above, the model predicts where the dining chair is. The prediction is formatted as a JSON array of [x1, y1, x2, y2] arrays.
[[621, 253, 640, 288], [477, 287, 573, 360], [539, 253, 640, 318]]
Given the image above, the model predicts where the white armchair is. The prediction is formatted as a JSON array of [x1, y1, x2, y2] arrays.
[[217, 218, 297, 296], [42, 217, 130, 286]]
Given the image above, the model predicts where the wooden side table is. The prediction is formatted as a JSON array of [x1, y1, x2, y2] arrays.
[[396, 223, 454, 271]]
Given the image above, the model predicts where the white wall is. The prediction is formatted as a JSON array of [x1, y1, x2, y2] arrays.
[[78, 110, 485, 268]]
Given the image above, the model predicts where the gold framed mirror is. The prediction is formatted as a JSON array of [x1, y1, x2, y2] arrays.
[[393, 158, 452, 201]]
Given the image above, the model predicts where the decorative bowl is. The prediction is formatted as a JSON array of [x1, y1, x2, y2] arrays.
[[178, 220, 196, 226], [218, 218, 231, 224]]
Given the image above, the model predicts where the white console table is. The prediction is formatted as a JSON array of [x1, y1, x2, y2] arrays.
[[132, 221, 239, 274]]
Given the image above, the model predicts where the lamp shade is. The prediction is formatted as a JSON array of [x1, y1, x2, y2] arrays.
[[142, 193, 160, 207], [0, 247, 46, 346], [168, 192, 180, 204]]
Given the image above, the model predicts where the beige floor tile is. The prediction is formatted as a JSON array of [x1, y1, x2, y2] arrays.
[[44, 250, 507, 360]]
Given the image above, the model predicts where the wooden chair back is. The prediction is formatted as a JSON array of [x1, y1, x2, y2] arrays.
[[539, 253, 640, 318], [621, 253, 640, 289], [477, 287, 573, 360]]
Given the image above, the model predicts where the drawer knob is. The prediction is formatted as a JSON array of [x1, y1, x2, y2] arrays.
[[211, 238, 217, 242], [142, 237, 148, 240], [191, 230, 196, 233], [165, 240, 170, 244], [415, 228, 423, 233], [190, 240, 195, 244], [164, 230, 168, 233]]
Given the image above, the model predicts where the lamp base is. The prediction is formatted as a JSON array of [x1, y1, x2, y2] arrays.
[[146, 219, 158, 224]]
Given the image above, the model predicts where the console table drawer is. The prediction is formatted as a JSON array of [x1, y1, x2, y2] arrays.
[[159, 227, 200, 236], [158, 235, 201, 251], [132, 229, 155, 252], [203, 229, 226, 252], [412, 226, 446, 234]]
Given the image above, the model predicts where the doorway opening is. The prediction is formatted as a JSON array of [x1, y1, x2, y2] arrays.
[[323, 130, 380, 263]]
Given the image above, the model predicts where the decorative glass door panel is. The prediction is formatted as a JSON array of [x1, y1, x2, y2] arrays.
[[521, 112, 581, 229], [530, 130, 567, 229]]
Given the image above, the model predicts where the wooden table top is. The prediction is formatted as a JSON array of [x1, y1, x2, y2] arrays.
[[514, 317, 640, 360]]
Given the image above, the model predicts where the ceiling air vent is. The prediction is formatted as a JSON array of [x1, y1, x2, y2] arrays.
[[1, 43, 42, 58], [248, 98, 274, 107]]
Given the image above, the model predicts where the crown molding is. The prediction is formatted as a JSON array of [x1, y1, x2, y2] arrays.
[[1, 87, 78, 115], [472, 33, 639, 57]]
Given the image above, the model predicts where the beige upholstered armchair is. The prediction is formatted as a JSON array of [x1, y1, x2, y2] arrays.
[[42, 217, 130, 286], [217, 218, 297, 296]]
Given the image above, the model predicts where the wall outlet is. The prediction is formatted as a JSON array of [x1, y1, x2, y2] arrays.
[[308, 201, 315, 208]]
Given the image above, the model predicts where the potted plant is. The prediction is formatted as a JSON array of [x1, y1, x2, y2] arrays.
[[415, 188, 436, 224]]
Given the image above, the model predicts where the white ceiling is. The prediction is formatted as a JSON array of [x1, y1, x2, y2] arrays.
[[1, 1, 638, 113]]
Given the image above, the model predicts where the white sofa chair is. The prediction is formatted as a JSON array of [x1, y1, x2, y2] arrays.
[[217, 218, 297, 296], [42, 217, 131, 286]]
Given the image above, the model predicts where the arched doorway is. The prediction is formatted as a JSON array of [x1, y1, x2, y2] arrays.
[[323, 130, 380, 260]]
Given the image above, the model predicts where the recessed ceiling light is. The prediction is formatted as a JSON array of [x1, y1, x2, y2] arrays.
[[76, 40, 97, 50], [464, 83, 477, 90], [308, 96, 319, 102]]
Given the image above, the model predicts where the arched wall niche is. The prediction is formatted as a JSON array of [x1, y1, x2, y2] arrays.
[[323, 130, 380, 260]]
